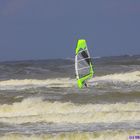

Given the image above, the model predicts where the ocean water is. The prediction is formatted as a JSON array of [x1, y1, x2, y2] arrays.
[[0, 55, 140, 140]]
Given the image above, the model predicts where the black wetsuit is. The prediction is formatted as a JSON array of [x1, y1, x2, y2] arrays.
[[84, 82, 87, 87]]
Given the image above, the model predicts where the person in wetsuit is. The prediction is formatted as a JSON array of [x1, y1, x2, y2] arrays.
[[84, 82, 88, 88]]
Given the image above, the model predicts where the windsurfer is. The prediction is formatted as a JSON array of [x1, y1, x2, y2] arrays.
[[84, 82, 88, 87]]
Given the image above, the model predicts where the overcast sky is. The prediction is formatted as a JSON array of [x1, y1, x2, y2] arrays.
[[0, 0, 140, 61]]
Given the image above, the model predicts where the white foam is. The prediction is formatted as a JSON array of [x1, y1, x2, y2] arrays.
[[90, 71, 140, 83], [0, 71, 139, 90], [0, 98, 140, 124], [1, 130, 140, 140], [0, 78, 76, 90]]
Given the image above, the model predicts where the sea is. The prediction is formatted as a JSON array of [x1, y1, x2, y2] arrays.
[[0, 55, 140, 140]]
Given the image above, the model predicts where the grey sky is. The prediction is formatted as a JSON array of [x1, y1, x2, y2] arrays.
[[0, 0, 140, 61]]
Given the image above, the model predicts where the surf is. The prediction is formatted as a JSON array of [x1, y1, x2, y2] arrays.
[[0, 98, 140, 124], [0, 71, 139, 90], [0, 130, 140, 140]]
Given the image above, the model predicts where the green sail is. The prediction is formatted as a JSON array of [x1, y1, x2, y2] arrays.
[[75, 39, 94, 88]]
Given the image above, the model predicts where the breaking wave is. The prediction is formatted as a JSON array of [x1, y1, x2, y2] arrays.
[[0, 98, 140, 124], [0, 130, 140, 140], [91, 71, 140, 83], [0, 71, 139, 90], [0, 78, 75, 90]]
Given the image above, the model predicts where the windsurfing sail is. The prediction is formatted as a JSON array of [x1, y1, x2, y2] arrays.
[[75, 39, 94, 88]]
